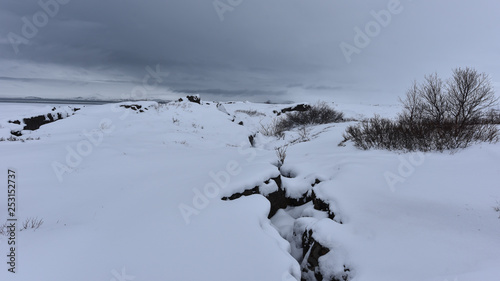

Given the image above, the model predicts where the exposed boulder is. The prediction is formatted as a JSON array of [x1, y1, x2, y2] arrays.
[[23, 115, 51, 130], [274, 104, 312, 115], [187, 95, 201, 104]]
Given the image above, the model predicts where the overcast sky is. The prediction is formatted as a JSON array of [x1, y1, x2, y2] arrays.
[[1, 0, 499, 103]]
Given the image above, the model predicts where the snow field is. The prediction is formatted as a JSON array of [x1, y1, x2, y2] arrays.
[[0, 99, 499, 281]]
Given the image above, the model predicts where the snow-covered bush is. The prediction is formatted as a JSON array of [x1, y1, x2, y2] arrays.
[[342, 67, 500, 152]]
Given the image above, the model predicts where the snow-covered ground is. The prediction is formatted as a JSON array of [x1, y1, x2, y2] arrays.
[[0, 99, 499, 281]]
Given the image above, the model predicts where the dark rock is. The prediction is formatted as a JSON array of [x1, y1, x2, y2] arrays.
[[265, 177, 288, 218], [120, 104, 142, 111], [312, 194, 336, 220], [10, 130, 22, 137], [301, 230, 323, 280], [221, 186, 260, 201], [222, 174, 336, 220], [281, 104, 311, 114], [238, 121, 244, 126], [23, 115, 49, 130], [8, 120, 21, 125], [186, 95, 201, 104], [311, 179, 322, 187], [300, 229, 350, 281], [286, 190, 313, 207], [248, 134, 256, 147]]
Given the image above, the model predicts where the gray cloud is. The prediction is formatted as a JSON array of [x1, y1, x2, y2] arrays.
[[1, 0, 499, 103]]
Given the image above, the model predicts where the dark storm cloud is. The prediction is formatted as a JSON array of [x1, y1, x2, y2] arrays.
[[0, 0, 499, 102]]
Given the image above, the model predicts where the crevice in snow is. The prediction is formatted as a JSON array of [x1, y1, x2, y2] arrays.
[[221, 169, 351, 281]]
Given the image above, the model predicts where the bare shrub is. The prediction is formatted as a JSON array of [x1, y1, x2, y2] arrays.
[[275, 145, 288, 168], [260, 119, 282, 138], [0, 217, 44, 236], [447, 67, 498, 126], [298, 126, 310, 142], [20, 217, 44, 232], [343, 67, 499, 152]]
